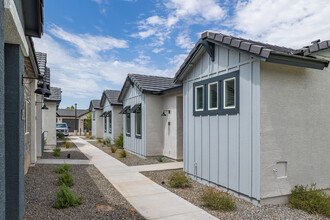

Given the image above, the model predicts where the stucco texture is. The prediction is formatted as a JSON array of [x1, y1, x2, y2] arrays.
[[43, 102, 57, 146], [260, 62, 330, 201]]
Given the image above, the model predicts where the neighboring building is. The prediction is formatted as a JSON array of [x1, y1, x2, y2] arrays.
[[56, 109, 89, 134], [43, 87, 62, 146], [89, 99, 103, 138], [118, 74, 183, 160], [174, 31, 330, 205], [1, 0, 44, 218], [99, 90, 123, 143]]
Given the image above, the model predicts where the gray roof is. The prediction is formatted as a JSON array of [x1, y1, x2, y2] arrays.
[[56, 109, 89, 117], [174, 31, 329, 82], [45, 67, 50, 86], [35, 52, 47, 75], [44, 87, 61, 102], [89, 99, 102, 111], [100, 90, 122, 107], [300, 40, 330, 56]]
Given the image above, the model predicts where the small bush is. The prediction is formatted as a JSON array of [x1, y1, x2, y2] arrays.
[[289, 184, 330, 217], [201, 188, 236, 212], [117, 149, 127, 158], [158, 157, 164, 162], [56, 164, 71, 174], [168, 171, 191, 188], [57, 133, 65, 139], [110, 146, 117, 153], [53, 148, 61, 157], [53, 185, 84, 209], [97, 138, 103, 144], [104, 137, 112, 145], [44, 139, 47, 146], [58, 171, 75, 187], [114, 133, 123, 148], [88, 135, 94, 140], [65, 141, 73, 149]]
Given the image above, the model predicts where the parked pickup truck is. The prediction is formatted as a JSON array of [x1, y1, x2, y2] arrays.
[[56, 123, 69, 136]]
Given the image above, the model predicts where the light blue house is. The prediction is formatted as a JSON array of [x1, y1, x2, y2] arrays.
[[174, 31, 330, 205]]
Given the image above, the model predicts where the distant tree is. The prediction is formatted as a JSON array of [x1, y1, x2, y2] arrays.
[[84, 112, 92, 131], [66, 106, 74, 109]]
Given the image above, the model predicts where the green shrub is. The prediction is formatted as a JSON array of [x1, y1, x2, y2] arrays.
[[57, 133, 65, 139], [158, 157, 164, 162], [65, 141, 72, 149], [168, 171, 191, 188], [44, 139, 47, 146], [58, 171, 75, 187], [56, 164, 71, 174], [104, 137, 112, 145], [53, 148, 61, 157], [88, 135, 94, 140], [97, 138, 103, 143], [110, 146, 117, 153], [114, 133, 123, 148], [53, 185, 84, 209], [289, 184, 330, 217], [201, 188, 236, 212], [117, 149, 127, 158]]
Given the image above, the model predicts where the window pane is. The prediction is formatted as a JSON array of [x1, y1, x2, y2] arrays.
[[196, 86, 203, 110], [126, 109, 131, 134], [136, 108, 141, 135], [225, 78, 235, 108], [209, 83, 218, 109], [104, 116, 107, 131], [108, 112, 112, 133]]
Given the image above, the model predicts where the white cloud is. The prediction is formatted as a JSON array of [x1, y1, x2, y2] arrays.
[[152, 48, 165, 53], [176, 32, 195, 50], [133, 52, 151, 65], [233, 0, 330, 48], [49, 25, 128, 57]]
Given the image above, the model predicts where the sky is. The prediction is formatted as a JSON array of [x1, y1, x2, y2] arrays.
[[34, 0, 330, 109]]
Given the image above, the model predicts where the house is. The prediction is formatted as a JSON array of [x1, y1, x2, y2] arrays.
[[174, 31, 330, 205], [56, 108, 89, 134], [89, 99, 103, 138], [99, 90, 123, 143], [1, 0, 44, 218], [43, 87, 62, 146], [118, 74, 183, 160]]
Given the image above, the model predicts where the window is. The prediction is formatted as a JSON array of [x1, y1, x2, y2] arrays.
[[224, 77, 235, 109], [108, 111, 112, 133], [135, 107, 141, 137], [126, 107, 131, 135], [92, 111, 95, 121], [104, 115, 107, 132], [208, 82, 218, 110], [195, 85, 204, 111], [25, 101, 30, 134]]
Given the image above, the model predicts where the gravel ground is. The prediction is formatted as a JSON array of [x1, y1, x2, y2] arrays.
[[24, 164, 145, 220], [87, 140, 174, 166], [141, 169, 327, 220], [42, 142, 89, 160]]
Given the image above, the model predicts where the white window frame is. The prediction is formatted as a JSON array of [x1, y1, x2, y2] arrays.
[[223, 77, 236, 109], [108, 111, 112, 133], [195, 85, 204, 111], [135, 107, 141, 137], [104, 115, 107, 132], [208, 82, 218, 110], [126, 111, 131, 135]]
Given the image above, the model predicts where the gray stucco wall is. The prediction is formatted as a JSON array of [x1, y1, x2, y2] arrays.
[[183, 46, 260, 203], [5, 43, 25, 219], [260, 62, 330, 203], [0, 0, 5, 218]]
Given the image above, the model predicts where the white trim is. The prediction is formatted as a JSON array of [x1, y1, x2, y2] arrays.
[[4, 0, 29, 56], [208, 81, 218, 110], [223, 77, 236, 109], [135, 108, 141, 136], [195, 85, 204, 111]]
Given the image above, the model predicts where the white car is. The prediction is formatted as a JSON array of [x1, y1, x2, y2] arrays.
[[56, 123, 69, 136]]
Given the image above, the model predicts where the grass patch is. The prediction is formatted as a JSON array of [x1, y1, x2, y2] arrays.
[[168, 171, 191, 188], [58, 171, 75, 187], [289, 184, 330, 217], [53, 148, 61, 157], [53, 185, 84, 209], [158, 157, 164, 162], [65, 141, 73, 149], [56, 164, 71, 174], [110, 146, 117, 153], [114, 133, 123, 149], [201, 188, 236, 212], [117, 149, 127, 158]]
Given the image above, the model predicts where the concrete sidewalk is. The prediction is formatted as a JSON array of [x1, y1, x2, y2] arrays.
[[70, 136, 217, 220], [129, 161, 183, 172], [36, 159, 92, 165]]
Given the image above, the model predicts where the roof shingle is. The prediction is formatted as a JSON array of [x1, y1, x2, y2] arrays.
[[44, 87, 61, 102], [56, 109, 89, 117], [104, 90, 122, 105]]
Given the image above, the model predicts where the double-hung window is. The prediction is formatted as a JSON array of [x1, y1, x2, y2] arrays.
[[104, 115, 107, 132], [126, 107, 131, 136], [135, 106, 141, 137], [108, 111, 112, 133], [193, 71, 239, 116]]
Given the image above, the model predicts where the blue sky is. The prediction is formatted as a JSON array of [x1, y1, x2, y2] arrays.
[[34, 0, 330, 109]]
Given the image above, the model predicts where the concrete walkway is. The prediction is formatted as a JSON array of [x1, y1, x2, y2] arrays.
[[129, 162, 183, 172], [36, 159, 92, 165], [70, 136, 217, 220]]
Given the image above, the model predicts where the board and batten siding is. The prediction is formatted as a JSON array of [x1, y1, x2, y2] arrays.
[[123, 84, 146, 157], [102, 99, 123, 143], [183, 45, 261, 203]]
